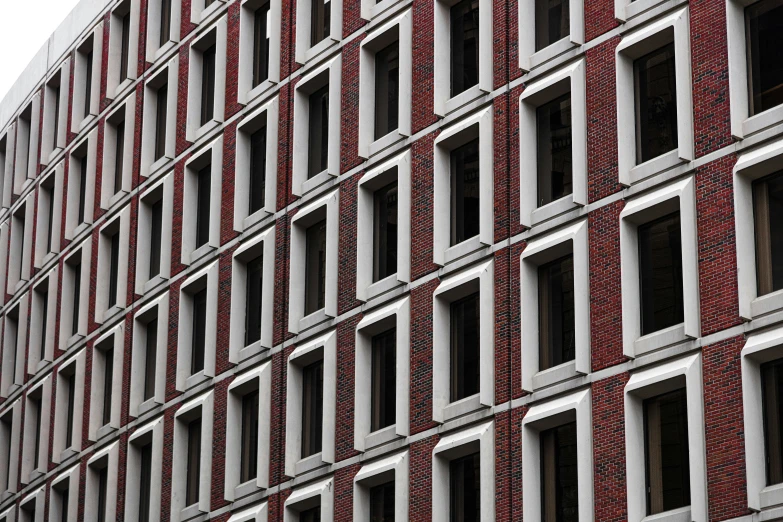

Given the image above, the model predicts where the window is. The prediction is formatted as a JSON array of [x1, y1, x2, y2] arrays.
[[354, 451, 409, 521], [240, 390, 260, 483], [192, 288, 207, 375], [96, 210, 130, 322], [450, 293, 480, 402], [8, 196, 33, 292], [160, 0, 172, 46], [141, 57, 178, 177], [253, 2, 271, 86], [22, 378, 51, 481], [138, 442, 153, 522], [370, 482, 394, 522], [86, 443, 119, 522], [374, 42, 399, 140], [186, 20, 227, 140], [144, 319, 158, 401], [295, 0, 342, 63], [66, 132, 97, 238], [130, 294, 169, 415], [201, 45, 216, 126], [305, 219, 327, 316], [536, 0, 568, 51], [450, 0, 479, 98], [536, 94, 572, 207], [69, 261, 82, 338], [136, 175, 173, 293], [120, 12, 131, 82], [29, 272, 57, 373], [764, 360, 783, 484], [13, 98, 40, 192], [196, 165, 211, 249], [538, 254, 575, 370], [72, 26, 103, 131], [108, 1, 139, 96], [449, 452, 481, 521], [149, 198, 164, 279], [108, 232, 120, 307], [450, 138, 480, 247], [634, 42, 678, 165], [125, 418, 164, 522], [101, 97, 136, 208], [244, 254, 264, 346], [65, 374, 76, 449], [154, 84, 169, 161], [53, 351, 86, 463], [172, 392, 213, 520], [84, 50, 93, 117], [61, 242, 91, 348], [283, 477, 334, 522], [311, 0, 330, 46], [308, 85, 329, 179], [520, 0, 582, 69], [176, 261, 218, 391], [89, 329, 123, 440], [1, 303, 25, 397], [371, 329, 396, 432], [186, 418, 202, 507], [49, 466, 78, 522], [301, 360, 324, 458], [753, 171, 783, 296], [183, 137, 222, 264], [0, 402, 20, 495], [42, 62, 69, 163], [239, 0, 281, 103], [746, 0, 783, 115], [35, 167, 63, 267], [249, 128, 267, 216], [539, 423, 578, 520]]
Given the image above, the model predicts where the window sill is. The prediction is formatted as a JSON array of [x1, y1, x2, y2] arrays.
[[41, 251, 59, 269], [633, 323, 687, 357], [46, 146, 63, 166], [12, 278, 28, 295], [526, 37, 578, 71], [234, 479, 262, 501], [99, 304, 125, 326], [77, 114, 97, 135], [365, 129, 406, 160], [751, 290, 783, 319], [65, 333, 85, 351], [142, 274, 169, 296], [302, 37, 339, 66], [531, 194, 580, 226], [34, 359, 52, 376], [295, 452, 328, 475], [440, 235, 487, 266], [152, 40, 178, 65], [95, 423, 117, 441], [760, 483, 783, 509], [301, 169, 335, 196], [621, 0, 668, 21], [242, 78, 278, 107], [28, 469, 44, 484], [105, 189, 129, 211], [531, 360, 578, 390], [111, 78, 135, 101], [363, 0, 408, 23], [148, 155, 174, 180], [184, 369, 210, 391], [299, 308, 331, 333], [627, 149, 684, 186], [362, 274, 404, 302], [237, 339, 270, 364], [363, 424, 400, 450], [70, 221, 92, 242], [138, 396, 163, 417], [193, 119, 221, 144], [59, 447, 79, 464], [241, 207, 274, 234], [194, 0, 223, 25], [442, 394, 485, 422], [181, 503, 209, 522], [641, 506, 691, 522], [441, 84, 487, 117], [743, 105, 783, 138], [186, 243, 217, 267]]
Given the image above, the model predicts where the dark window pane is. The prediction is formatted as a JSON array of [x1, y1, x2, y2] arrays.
[[639, 212, 684, 335], [370, 481, 395, 522], [536, 94, 573, 207], [373, 180, 398, 282], [200, 45, 216, 126], [753, 171, 783, 295], [249, 127, 267, 215], [450, 292, 480, 402], [450, 0, 479, 97], [374, 41, 400, 140], [46, 184, 56, 253], [644, 389, 690, 515], [253, 2, 271, 87], [120, 12, 131, 83], [84, 50, 94, 119], [32, 397, 41, 470], [38, 289, 48, 361], [97, 467, 108, 522], [143, 318, 158, 402], [310, 0, 331, 46], [154, 84, 168, 162], [160, 0, 172, 46], [240, 390, 260, 483], [71, 261, 82, 336], [308, 85, 330, 179], [196, 165, 212, 248], [186, 419, 202, 507], [535, 0, 569, 51], [305, 219, 327, 316], [245, 254, 264, 346], [78, 155, 88, 225], [53, 84, 61, 149], [763, 359, 783, 485], [191, 288, 207, 375], [371, 329, 396, 432], [540, 422, 578, 522], [300, 507, 322, 522], [59, 487, 69, 522], [139, 443, 153, 522], [301, 360, 324, 458], [538, 254, 575, 371], [2, 418, 11, 491], [149, 198, 163, 279], [746, 0, 783, 115], [450, 138, 480, 246], [108, 232, 121, 307], [634, 41, 678, 164], [449, 452, 481, 522], [102, 347, 114, 426]]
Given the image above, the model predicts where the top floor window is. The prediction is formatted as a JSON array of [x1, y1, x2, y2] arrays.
[[160, 0, 172, 47], [253, 1, 271, 86], [536, 0, 569, 51], [746, 0, 783, 116], [120, 11, 131, 83], [311, 0, 330, 47], [450, 0, 479, 97], [634, 41, 678, 164]]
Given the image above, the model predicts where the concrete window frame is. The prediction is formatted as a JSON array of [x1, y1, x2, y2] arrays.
[[228, 504, 268, 522], [433, 106, 494, 265], [13, 96, 41, 195], [624, 353, 707, 522], [356, 150, 411, 302], [176, 260, 219, 391], [432, 420, 495, 522], [284, 330, 337, 476], [186, 18, 228, 142], [34, 163, 64, 269], [432, 259, 494, 423], [354, 297, 411, 451], [27, 267, 58, 375], [224, 363, 273, 501], [192, 0, 226, 24], [95, 206, 131, 324], [620, 176, 699, 358], [1, 129, 13, 210], [519, 59, 587, 227], [615, 7, 693, 186], [171, 391, 214, 522], [106, 0, 141, 99], [124, 418, 164, 522], [520, 219, 589, 392], [48, 464, 79, 522], [145, 0, 182, 63], [238, 0, 282, 105], [135, 173, 174, 296], [129, 292, 169, 417], [84, 442, 120, 522], [58, 241, 92, 351], [7, 193, 34, 294], [292, 54, 342, 196], [229, 225, 276, 363], [284, 476, 334, 522], [288, 189, 339, 334], [353, 451, 409, 520], [65, 130, 98, 241], [87, 325, 125, 441], [141, 56, 179, 179], [357, 9, 412, 159], [732, 139, 783, 320], [21, 376, 52, 484], [0, 507, 14, 522], [615, 0, 672, 22], [52, 349, 86, 464], [100, 95, 136, 210], [41, 59, 70, 165], [182, 136, 223, 265], [518, 0, 583, 71], [71, 24, 104, 134], [522, 388, 593, 520], [234, 96, 279, 231], [0, 400, 21, 497], [19, 486, 44, 522], [1, 296, 28, 397], [294, 0, 342, 65], [433, 0, 492, 116]]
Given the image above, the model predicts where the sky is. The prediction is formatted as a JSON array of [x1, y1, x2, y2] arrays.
[[0, 0, 82, 103]]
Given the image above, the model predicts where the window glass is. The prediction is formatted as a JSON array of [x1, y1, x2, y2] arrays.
[[253, 2, 271, 87], [370, 481, 395, 522], [155, 84, 168, 162], [196, 165, 212, 249], [535, 0, 569, 51], [540, 421, 578, 522], [97, 466, 108, 522], [371, 328, 396, 432], [191, 288, 208, 375], [308, 85, 330, 179], [200, 45, 217, 126], [149, 198, 163, 279], [374, 41, 400, 140], [450, 138, 480, 246], [450, 292, 480, 402], [46, 184, 56, 254], [305, 219, 327, 315], [634, 41, 678, 164], [536, 94, 572, 207], [37, 288, 48, 361], [762, 359, 783, 486], [450, 0, 480, 97], [120, 11, 131, 83], [310, 0, 331, 47], [160, 0, 172, 46], [84, 49, 94, 119], [241, 389, 260, 483], [538, 254, 575, 371], [373, 179, 398, 282], [300, 507, 322, 522], [58, 486, 70, 522], [139, 442, 153, 522], [108, 231, 121, 307], [301, 360, 324, 458], [250, 127, 267, 215], [32, 397, 42, 469], [102, 346, 114, 425], [753, 171, 783, 295], [746, 0, 783, 116], [186, 418, 202, 507], [245, 254, 264, 346], [71, 261, 82, 336], [143, 318, 158, 401], [78, 155, 88, 225], [449, 452, 481, 522]]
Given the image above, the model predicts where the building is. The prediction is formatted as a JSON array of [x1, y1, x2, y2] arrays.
[[0, 0, 775, 519]]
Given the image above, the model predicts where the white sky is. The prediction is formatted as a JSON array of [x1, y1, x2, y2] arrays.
[[0, 0, 82, 102]]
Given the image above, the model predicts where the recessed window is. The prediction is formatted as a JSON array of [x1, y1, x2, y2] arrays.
[[370, 482, 395, 522], [186, 418, 202, 507], [155, 84, 169, 162], [301, 360, 324, 458], [149, 198, 163, 279], [450, 138, 480, 246], [53, 481, 71, 522], [77, 152, 89, 226], [120, 11, 131, 83], [753, 170, 783, 296], [374, 41, 399, 140], [34, 286, 49, 364], [643, 388, 690, 515], [300, 507, 321, 522], [371, 329, 396, 432], [240, 389, 260, 483], [540, 422, 578, 521], [191, 288, 208, 375], [70, 260, 82, 337], [638, 212, 684, 336], [201, 44, 217, 126], [249, 127, 267, 215], [143, 318, 158, 402], [450, 0, 479, 97], [536, 94, 572, 207], [634, 41, 678, 165], [245, 253, 263, 346], [308, 85, 330, 179], [101, 344, 115, 427], [373, 180, 398, 282], [97, 465, 109, 522], [196, 164, 212, 249], [29, 395, 43, 470], [746, 0, 783, 116], [108, 231, 121, 307], [450, 293, 479, 402], [305, 219, 327, 316], [449, 452, 481, 520], [84, 48, 94, 119], [1, 310, 19, 396], [64, 372, 77, 450], [160, 0, 172, 47], [310, 0, 330, 47], [538, 254, 575, 371], [253, 1, 271, 87], [138, 442, 153, 522], [762, 358, 783, 486], [535, 0, 568, 51]]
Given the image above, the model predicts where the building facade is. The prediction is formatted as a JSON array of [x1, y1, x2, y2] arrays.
[[0, 0, 775, 519]]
